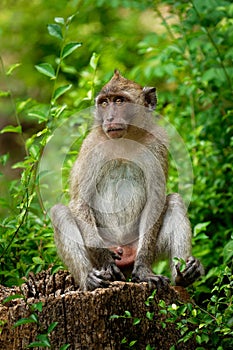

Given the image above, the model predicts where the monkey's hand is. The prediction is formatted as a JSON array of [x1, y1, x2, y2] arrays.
[[175, 256, 204, 287], [132, 266, 170, 290], [86, 250, 126, 291]]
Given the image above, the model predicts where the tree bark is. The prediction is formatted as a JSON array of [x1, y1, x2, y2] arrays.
[[0, 269, 196, 350]]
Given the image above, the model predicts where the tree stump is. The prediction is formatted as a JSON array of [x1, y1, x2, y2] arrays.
[[0, 269, 196, 350]]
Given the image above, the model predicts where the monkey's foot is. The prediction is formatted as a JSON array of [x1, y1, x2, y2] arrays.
[[175, 256, 204, 287], [132, 269, 170, 290], [86, 263, 126, 291]]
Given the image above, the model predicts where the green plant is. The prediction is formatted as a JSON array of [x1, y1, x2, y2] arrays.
[[15, 313, 58, 348], [157, 266, 233, 349], [4, 297, 70, 349]]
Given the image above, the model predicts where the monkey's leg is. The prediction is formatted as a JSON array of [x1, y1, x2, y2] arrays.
[[51, 203, 125, 291], [156, 193, 204, 287], [51, 204, 93, 290]]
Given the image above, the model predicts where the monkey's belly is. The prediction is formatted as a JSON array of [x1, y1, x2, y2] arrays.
[[94, 160, 147, 244], [109, 245, 137, 268]]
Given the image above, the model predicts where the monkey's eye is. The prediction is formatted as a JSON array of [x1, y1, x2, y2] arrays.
[[100, 100, 108, 108], [114, 97, 125, 105]]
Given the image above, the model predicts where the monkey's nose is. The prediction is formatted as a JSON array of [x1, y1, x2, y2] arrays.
[[106, 115, 114, 122], [116, 247, 123, 255]]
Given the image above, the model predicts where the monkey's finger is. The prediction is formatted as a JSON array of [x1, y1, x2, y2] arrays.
[[175, 263, 183, 276], [86, 270, 111, 290], [175, 257, 204, 286], [110, 264, 126, 281], [180, 257, 200, 275], [183, 262, 202, 281], [109, 251, 122, 260]]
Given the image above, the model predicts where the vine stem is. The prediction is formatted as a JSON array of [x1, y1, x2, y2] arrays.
[[153, 5, 176, 41]]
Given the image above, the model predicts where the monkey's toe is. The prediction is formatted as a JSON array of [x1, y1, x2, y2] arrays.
[[175, 256, 204, 287], [132, 273, 170, 290], [144, 274, 170, 290]]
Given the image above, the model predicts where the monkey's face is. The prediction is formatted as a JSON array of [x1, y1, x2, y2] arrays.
[[96, 94, 133, 139], [95, 70, 157, 139]]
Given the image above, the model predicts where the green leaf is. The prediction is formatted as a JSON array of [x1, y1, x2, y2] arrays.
[[158, 300, 166, 308], [51, 265, 64, 275], [223, 240, 233, 263], [11, 161, 28, 169], [47, 322, 58, 334], [27, 341, 48, 348], [173, 257, 186, 272], [129, 340, 137, 347], [31, 301, 43, 312], [60, 345, 70, 350], [146, 345, 155, 350], [0, 153, 9, 166], [3, 294, 24, 304], [133, 318, 141, 325], [28, 110, 48, 123], [14, 317, 37, 328], [90, 52, 100, 70], [6, 63, 21, 76], [29, 314, 39, 323], [61, 42, 82, 59], [54, 17, 65, 25], [109, 314, 120, 319], [53, 84, 72, 100], [124, 310, 131, 318], [121, 337, 128, 344], [47, 24, 63, 40], [146, 311, 154, 321], [32, 256, 44, 265], [35, 63, 56, 79], [36, 334, 50, 346], [66, 14, 76, 25], [0, 125, 22, 134], [0, 90, 10, 97], [194, 222, 210, 236]]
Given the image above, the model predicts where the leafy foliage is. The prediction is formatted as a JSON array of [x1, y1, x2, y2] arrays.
[[0, 0, 232, 348]]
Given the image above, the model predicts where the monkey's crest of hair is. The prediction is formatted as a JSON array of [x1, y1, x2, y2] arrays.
[[101, 69, 143, 95]]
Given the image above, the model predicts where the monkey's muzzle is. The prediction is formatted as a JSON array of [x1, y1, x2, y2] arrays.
[[104, 123, 127, 139]]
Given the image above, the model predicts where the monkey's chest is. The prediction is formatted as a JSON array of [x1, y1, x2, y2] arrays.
[[93, 160, 146, 245]]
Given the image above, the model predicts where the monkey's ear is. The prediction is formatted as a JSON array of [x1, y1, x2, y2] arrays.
[[114, 69, 120, 78], [143, 87, 157, 111]]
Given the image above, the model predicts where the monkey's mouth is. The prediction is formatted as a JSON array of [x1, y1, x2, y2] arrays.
[[105, 124, 127, 138]]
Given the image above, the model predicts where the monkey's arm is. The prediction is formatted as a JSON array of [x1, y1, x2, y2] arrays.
[[51, 201, 125, 291], [160, 193, 204, 287]]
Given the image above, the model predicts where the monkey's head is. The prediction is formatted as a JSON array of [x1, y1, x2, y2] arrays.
[[95, 70, 157, 139]]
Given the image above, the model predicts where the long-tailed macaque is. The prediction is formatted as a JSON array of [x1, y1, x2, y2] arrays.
[[51, 70, 204, 291]]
